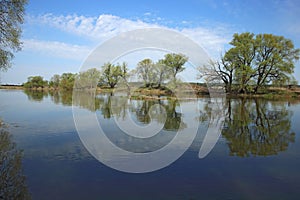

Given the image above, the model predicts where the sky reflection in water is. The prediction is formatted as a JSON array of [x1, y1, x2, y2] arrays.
[[0, 90, 300, 200]]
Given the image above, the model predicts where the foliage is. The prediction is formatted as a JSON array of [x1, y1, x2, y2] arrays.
[[117, 62, 131, 92], [136, 58, 156, 87], [22, 53, 188, 91], [23, 76, 48, 89], [0, 0, 28, 71], [163, 53, 188, 79], [59, 73, 76, 91], [100, 63, 123, 88], [75, 68, 101, 90], [253, 34, 300, 92], [135, 57, 174, 88], [0, 121, 31, 199], [154, 59, 171, 88], [227, 32, 256, 93], [199, 32, 300, 94], [49, 74, 60, 88]]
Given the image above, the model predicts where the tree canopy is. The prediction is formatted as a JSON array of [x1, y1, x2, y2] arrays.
[[0, 0, 28, 71], [135, 53, 186, 88], [136, 58, 156, 87], [199, 32, 300, 94], [100, 63, 123, 88], [59, 73, 76, 91], [23, 76, 48, 89], [163, 53, 188, 79]]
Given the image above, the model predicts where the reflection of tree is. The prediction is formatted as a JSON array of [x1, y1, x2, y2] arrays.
[[132, 99, 184, 131], [134, 100, 158, 124], [222, 98, 295, 157], [48, 90, 73, 106], [24, 90, 186, 131], [25, 90, 102, 112], [23, 90, 48, 102], [48, 90, 60, 104], [60, 90, 73, 106], [72, 91, 101, 111], [164, 100, 183, 130], [98, 96, 185, 131], [0, 122, 31, 199], [99, 95, 128, 119]]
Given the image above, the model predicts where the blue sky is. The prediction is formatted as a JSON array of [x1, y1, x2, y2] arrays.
[[1, 0, 300, 84]]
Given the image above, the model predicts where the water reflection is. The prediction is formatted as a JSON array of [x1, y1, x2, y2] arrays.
[[24, 89, 48, 102], [0, 122, 31, 199], [48, 90, 73, 106], [23, 90, 296, 157], [222, 98, 295, 157], [97, 95, 185, 131]]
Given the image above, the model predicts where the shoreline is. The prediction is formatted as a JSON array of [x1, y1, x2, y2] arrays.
[[1, 84, 300, 100]]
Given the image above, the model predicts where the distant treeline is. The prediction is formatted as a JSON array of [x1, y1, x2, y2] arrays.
[[23, 53, 188, 91], [23, 32, 300, 94]]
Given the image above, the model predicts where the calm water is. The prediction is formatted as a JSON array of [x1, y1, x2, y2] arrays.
[[1, 89, 300, 199]]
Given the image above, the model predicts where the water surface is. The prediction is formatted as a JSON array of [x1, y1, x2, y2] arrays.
[[1, 89, 300, 199]]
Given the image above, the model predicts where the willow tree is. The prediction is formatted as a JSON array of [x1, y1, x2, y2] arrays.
[[136, 58, 156, 88], [0, 0, 28, 70], [201, 32, 300, 94], [100, 63, 122, 88], [225, 32, 257, 93], [253, 34, 300, 92], [163, 53, 188, 79]]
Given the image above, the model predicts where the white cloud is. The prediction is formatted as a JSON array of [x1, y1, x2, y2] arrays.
[[181, 27, 230, 57], [23, 39, 91, 60], [34, 14, 158, 41], [26, 14, 233, 60]]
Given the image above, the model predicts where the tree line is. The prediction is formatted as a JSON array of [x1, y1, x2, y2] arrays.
[[23, 53, 188, 90], [23, 33, 299, 94]]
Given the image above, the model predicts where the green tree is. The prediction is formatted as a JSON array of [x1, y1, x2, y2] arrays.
[[100, 63, 122, 88], [0, 0, 28, 71], [75, 68, 101, 90], [202, 33, 300, 94], [163, 53, 188, 79], [23, 76, 48, 89], [49, 74, 60, 89], [154, 59, 171, 88], [118, 62, 131, 92], [253, 34, 300, 92], [136, 58, 156, 88], [59, 73, 76, 91], [225, 33, 256, 93]]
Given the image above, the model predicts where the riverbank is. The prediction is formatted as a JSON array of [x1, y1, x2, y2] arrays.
[[1, 83, 300, 99]]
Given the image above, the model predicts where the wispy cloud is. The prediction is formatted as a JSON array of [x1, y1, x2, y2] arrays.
[[30, 14, 158, 41], [23, 39, 91, 60], [26, 13, 233, 59], [181, 27, 230, 56]]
